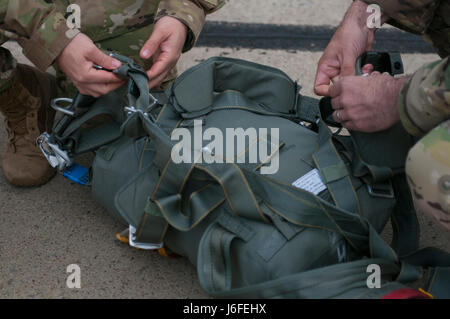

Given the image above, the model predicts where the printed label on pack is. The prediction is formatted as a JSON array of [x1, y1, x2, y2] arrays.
[[292, 169, 327, 195]]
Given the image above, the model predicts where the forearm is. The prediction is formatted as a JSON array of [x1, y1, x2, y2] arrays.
[[0, 0, 76, 71], [397, 58, 450, 137], [156, 0, 224, 52]]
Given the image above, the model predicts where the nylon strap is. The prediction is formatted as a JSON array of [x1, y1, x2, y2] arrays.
[[313, 120, 361, 216], [197, 222, 403, 299], [52, 92, 125, 155], [51, 54, 152, 156]]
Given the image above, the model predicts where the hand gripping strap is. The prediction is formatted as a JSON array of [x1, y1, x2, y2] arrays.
[[112, 54, 151, 112], [51, 54, 153, 156]]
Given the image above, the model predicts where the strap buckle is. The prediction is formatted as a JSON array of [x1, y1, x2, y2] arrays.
[[51, 98, 75, 117], [124, 91, 159, 116], [36, 133, 73, 171], [106, 53, 159, 116], [367, 181, 395, 199], [128, 225, 164, 250]]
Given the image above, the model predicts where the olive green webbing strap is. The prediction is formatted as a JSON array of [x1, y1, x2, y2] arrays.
[[305, 100, 420, 258], [116, 62, 150, 112], [52, 54, 153, 156], [296, 95, 321, 123], [166, 56, 300, 120], [427, 267, 450, 298], [350, 153, 394, 184], [313, 120, 362, 216], [151, 157, 269, 231], [331, 131, 420, 258], [198, 211, 450, 298], [301, 96, 397, 185], [390, 174, 421, 257], [54, 93, 125, 154], [401, 248, 450, 298], [112, 162, 170, 245], [118, 110, 266, 242], [197, 220, 405, 299], [175, 90, 301, 120], [338, 128, 420, 257]]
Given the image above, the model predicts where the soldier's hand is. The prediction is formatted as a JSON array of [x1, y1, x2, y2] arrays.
[[140, 16, 188, 89], [57, 33, 126, 97], [314, 1, 379, 96], [328, 72, 409, 132]]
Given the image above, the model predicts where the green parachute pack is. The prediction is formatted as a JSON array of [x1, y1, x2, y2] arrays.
[[37, 54, 450, 299]]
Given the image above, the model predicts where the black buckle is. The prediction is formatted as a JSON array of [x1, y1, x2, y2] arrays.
[[355, 51, 404, 76], [319, 97, 342, 128], [367, 181, 395, 199]]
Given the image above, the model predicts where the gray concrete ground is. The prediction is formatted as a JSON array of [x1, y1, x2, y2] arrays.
[[1, 0, 449, 299]]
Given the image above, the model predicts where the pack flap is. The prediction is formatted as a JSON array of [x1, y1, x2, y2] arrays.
[[168, 57, 299, 117]]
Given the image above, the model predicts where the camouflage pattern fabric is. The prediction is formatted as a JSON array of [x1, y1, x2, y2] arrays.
[[0, 0, 224, 94], [398, 57, 450, 137], [0, 0, 75, 71], [0, 45, 15, 93], [362, 0, 449, 229], [406, 120, 450, 230], [362, 0, 450, 57], [156, 0, 224, 53], [0, 0, 223, 69]]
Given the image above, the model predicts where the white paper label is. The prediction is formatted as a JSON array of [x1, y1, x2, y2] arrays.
[[292, 169, 327, 195]]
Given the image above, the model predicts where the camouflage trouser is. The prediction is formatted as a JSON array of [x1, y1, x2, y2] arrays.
[[406, 120, 450, 231]]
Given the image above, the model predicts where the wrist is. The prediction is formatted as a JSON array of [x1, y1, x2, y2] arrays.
[[393, 75, 410, 91], [390, 75, 411, 106], [56, 33, 83, 68], [346, 1, 375, 33], [155, 0, 204, 52]]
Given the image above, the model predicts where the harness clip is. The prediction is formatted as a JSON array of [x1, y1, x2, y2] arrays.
[[128, 225, 164, 250], [367, 181, 395, 199], [36, 133, 73, 171]]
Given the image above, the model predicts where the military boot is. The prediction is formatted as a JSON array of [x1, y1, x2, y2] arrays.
[[0, 63, 57, 187]]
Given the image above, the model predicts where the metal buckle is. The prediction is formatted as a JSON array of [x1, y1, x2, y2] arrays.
[[367, 181, 395, 199], [147, 93, 159, 112], [51, 98, 75, 117], [124, 93, 159, 116], [36, 133, 73, 171], [124, 106, 140, 116], [128, 225, 164, 250]]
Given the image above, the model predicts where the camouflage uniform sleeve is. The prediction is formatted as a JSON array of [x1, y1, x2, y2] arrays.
[[0, 0, 78, 71], [360, 0, 440, 34], [156, 0, 225, 52], [361, 0, 450, 57], [397, 57, 450, 137]]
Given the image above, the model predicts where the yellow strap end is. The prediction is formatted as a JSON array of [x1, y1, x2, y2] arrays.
[[116, 232, 130, 244], [158, 248, 169, 257], [418, 288, 434, 299]]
